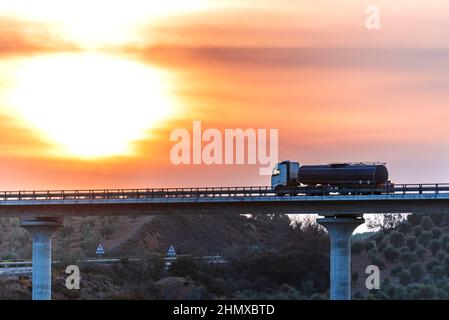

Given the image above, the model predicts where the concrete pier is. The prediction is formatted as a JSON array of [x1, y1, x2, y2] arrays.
[[317, 215, 364, 300], [21, 217, 63, 300]]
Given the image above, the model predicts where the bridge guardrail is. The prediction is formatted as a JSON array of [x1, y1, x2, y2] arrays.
[[1, 184, 449, 202]]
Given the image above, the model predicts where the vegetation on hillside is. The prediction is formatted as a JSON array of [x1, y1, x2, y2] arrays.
[[352, 213, 449, 299]]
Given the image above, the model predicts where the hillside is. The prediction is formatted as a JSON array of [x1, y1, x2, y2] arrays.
[[0, 213, 330, 299], [0, 213, 278, 261], [2, 212, 449, 299], [351, 213, 449, 299]]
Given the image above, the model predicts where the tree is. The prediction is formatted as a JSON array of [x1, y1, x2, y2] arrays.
[[378, 237, 390, 253], [407, 213, 424, 226], [429, 214, 444, 226], [169, 256, 200, 280], [365, 241, 376, 251], [390, 232, 404, 248], [390, 265, 402, 276], [436, 251, 447, 262], [371, 256, 385, 270], [366, 214, 407, 232], [384, 246, 399, 262], [398, 221, 413, 234], [399, 251, 417, 265], [416, 246, 427, 259], [398, 270, 412, 286], [420, 216, 434, 231], [58, 225, 74, 239], [419, 231, 432, 247], [351, 241, 364, 254], [414, 226, 424, 238], [406, 236, 418, 251], [409, 262, 425, 281], [430, 240, 441, 255], [408, 284, 438, 300], [442, 235, 449, 246], [431, 227, 442, 239]]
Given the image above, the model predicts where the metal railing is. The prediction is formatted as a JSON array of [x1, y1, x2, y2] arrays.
[[0, 184, 449, 202]]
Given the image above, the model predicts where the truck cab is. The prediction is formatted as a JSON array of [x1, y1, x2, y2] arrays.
[[271, 161, 300, 189]]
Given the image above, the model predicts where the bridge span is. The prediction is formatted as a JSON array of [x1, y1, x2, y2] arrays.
[[1, 183, 449, 217], [1, 183, 449, 300]]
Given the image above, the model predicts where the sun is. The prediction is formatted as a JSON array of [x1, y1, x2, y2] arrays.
[[6, 53, 177, 158]]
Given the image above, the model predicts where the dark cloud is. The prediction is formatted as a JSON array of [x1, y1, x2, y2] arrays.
[[124, 45, 449, 73]]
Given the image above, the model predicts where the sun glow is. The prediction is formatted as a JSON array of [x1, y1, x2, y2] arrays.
[[0, 0, 210, 48], [5, 53, 177, 158]]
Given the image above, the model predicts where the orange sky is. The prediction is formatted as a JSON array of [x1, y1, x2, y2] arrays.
[[0, 0, 448, 189]]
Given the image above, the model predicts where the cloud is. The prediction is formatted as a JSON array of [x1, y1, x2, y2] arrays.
[[0, 113, 52, 155], [0, 17, 78, 56], [123, 45, 449, 74]]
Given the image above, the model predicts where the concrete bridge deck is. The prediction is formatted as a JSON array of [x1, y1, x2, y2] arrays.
[[1, 184, 449, 216]]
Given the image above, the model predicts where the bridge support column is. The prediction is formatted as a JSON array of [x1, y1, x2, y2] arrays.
[[317, 215, 364, 300], [21, 217, 63, 300]]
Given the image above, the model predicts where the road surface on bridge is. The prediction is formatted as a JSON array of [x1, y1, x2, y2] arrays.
[[0, 184, 449, 217]]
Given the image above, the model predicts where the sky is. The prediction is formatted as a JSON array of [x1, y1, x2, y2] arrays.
[[0, 0, 448, 190]]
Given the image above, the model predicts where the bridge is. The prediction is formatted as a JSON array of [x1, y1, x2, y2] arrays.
[[1, 183, 449, 300]]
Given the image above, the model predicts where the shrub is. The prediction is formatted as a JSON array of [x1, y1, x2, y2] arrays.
[[431, 227, 442, 239], [426, 259, 439, 272], [392, 286, 407, 300], [437, 251, 447, 262], [406, 236, 418, 251], [365, 240, 376, 251], [408, 284, 438, 300], [420, 216, 434, 231], [407, 213, 423, 226], [414, 226, 424, 238], [399, 221, 413, 234], [353, 291, 364, 300], [430, 265, 446, 278], [373, 290, 390, 300], [310, 293, 327, 300], [368, 248, 378, 260], [429, 214, 444, 226], [399, 251, 417, 265], [442, 235, 449, 245], [430, 240, 441, 255], [443, 256, 449, 277], [169, 256, 200, 279], [351, 241, 364, 254], [390, 232, 405, 248], [416, 246, 427, 259], [378, 238, 390, 253], [371, 256, 385, 270], [444, 243, 449, 255], [398, 270, 412, 286], [390, 265, 402, 276], [419, 231, 432, 247], [409, 262, 425, 281], [384, 246, 399, 262]]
